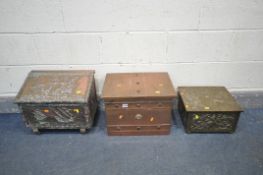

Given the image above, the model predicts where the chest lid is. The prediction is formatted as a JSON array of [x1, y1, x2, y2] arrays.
[[102, 72, 176, 101], [15, 70, 94, 103], [178, 86, 242, 112]]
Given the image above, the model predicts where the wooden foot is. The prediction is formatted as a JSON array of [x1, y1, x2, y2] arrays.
[[80, 128, 86, 134], [32, 128, 40, 134]]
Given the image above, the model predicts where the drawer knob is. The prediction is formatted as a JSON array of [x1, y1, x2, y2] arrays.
[[136, 126, 141, 130], [157, 125, 161, 129], [116, 126, 121, 130], [150, 117, 154, 122], [135, 114, 143, 120], [118, 115, 124, 119]]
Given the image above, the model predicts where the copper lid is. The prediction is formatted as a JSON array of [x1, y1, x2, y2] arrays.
[[102, 72, 176, 101], [15, 70, 94, 103]]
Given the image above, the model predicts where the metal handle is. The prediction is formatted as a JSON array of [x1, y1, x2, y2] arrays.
[[135, 114, 143, 120], [118, 115, 124, 119]]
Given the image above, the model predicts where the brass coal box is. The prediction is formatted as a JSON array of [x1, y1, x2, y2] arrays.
[[178, 86, 242, 133], [15, 70, 97, 134]]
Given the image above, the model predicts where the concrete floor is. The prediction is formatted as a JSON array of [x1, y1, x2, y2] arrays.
[[0, 108, 263, 175]]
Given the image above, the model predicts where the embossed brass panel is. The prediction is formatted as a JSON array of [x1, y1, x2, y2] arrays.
[[178, 86, 242, 133]]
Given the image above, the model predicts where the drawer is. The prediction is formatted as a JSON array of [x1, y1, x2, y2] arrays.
[[105, 102, 172, 110], [106, 108, 172, 125], [107, 124, 171, 136]]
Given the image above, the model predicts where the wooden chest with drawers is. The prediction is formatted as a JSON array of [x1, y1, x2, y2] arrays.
[[102, 72, 176, 136]]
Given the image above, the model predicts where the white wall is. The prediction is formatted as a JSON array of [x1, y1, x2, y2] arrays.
[[0, 0, 263, 96]]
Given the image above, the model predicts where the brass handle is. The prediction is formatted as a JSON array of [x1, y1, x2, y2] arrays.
[[118, 115, 124, 119], [135, 114, 143, 120]]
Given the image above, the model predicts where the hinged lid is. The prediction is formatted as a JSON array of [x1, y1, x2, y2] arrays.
[[102, 72, 176, 101], [178, 86, 242, 112], [15, 70, 94, 103]]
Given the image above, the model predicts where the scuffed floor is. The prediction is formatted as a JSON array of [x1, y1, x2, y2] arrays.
[[0, 109, 262, 175]]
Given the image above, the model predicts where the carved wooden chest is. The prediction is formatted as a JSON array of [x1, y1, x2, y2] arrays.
[[102, 72, 176, 136], [15, 70, 97, 134], [178, 86, 242, 133]]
